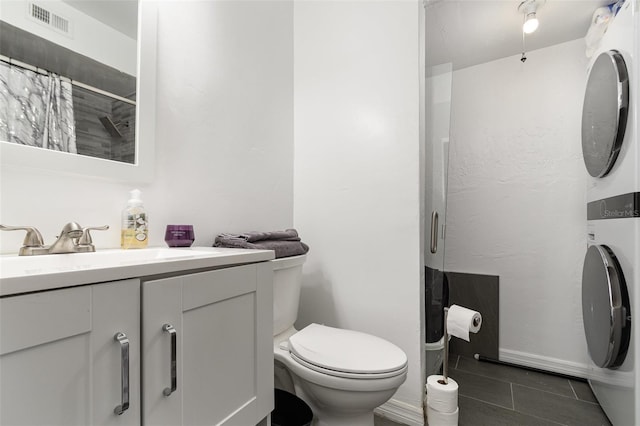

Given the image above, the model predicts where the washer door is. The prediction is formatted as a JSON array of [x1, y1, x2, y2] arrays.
[[581, 50, 629, 178], [582, 245, 631, 368]]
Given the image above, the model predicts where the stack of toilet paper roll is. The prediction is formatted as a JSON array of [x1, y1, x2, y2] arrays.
[[427, 375, 459, 425], [426, 305, 482, 425]]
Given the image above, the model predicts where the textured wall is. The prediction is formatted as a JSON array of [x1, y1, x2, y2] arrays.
[[444, 39, 590, 371]]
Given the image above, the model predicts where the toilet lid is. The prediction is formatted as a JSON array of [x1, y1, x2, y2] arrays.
[[288, 324, 407, 376]]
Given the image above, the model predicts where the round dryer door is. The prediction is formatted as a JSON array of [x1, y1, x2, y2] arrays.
[[581, 245, 631, 368], [581, 50, 629, 178]]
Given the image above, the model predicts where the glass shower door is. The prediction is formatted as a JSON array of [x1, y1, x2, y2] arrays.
[[424, 63, 452, 377]]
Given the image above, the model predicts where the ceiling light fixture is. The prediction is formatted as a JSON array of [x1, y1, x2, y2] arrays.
[[518, 0, 546, 34], [523, 12, 539, 33]]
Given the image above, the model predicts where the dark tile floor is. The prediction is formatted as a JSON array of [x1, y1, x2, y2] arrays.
[[375, 355, 613, 426], [453, 355, 611, 426]]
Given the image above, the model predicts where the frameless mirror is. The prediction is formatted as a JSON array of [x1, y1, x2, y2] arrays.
[[0, 0, 157, 182]]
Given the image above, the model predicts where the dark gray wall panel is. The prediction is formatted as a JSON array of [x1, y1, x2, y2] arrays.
[[447, 271, 499, 360]]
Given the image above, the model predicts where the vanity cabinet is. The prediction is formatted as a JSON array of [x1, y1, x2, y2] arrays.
[[142, 263, 273, 425], [0, 279, 141, 426], [0, 255, 274, 426]]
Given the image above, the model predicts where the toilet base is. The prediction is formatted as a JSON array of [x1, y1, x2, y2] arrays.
[[313, 411, 373, 426], [276, 357, 382, 425], [295, 385, 376, 426]]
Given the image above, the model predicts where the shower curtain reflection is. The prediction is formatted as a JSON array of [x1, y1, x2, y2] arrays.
[[0, 61, 76, 153]]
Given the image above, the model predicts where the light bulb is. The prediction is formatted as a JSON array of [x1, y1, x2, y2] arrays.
[[523, 12, 539, 33]]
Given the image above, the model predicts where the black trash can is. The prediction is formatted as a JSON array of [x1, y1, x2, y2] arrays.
[[272, 389, 313, 426]]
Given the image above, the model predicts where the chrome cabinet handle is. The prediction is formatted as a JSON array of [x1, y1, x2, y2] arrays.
[[430, 211, 439, 254], [113, 332, 130, 415], [162, 324, 177, 397]]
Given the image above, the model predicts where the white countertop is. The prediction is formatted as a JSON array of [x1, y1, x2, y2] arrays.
[[0, 247, 275, 297]]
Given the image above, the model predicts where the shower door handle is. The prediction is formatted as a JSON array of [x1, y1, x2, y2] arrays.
[[430, 211, 439, 254]]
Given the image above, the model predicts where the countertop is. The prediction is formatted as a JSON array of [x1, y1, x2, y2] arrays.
[[0, 246, 275, 297]]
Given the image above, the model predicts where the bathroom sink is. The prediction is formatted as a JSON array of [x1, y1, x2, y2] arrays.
[[0, 248, 213, 277], [87, 247, 216, 263], [0, 247, 274, 296]]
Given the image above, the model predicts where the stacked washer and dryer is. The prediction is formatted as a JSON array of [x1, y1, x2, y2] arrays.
[[581, 1, 639, 425]]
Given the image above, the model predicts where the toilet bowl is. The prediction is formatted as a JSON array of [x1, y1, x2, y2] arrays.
[[272, 255, 408, 426]]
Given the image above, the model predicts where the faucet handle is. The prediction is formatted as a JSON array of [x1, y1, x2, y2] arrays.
[[0, 225, 45, 247], [78, 225, 110, 246]]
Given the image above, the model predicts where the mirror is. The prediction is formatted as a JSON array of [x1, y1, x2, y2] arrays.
[[0, 0, 157, 182]]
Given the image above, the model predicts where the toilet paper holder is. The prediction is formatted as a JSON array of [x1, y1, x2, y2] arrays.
[[441, 306, 481, 385]]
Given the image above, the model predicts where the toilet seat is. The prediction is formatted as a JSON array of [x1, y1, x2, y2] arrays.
[[288, 324, 408, 379], [289, 352, 407, 379]]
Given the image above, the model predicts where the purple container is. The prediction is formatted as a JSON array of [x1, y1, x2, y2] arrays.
[[165, 225, 195, 247]]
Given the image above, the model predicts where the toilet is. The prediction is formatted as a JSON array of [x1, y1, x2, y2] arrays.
[[272, 254, 408, 426]]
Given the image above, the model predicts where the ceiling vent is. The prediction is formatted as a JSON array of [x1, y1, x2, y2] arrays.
[[28, 3, 71, 36]]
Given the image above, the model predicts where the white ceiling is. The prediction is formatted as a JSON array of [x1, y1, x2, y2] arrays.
[[63, 0, 138, 39], [60, 0, 610, 68], [426, 0, 612, 70]]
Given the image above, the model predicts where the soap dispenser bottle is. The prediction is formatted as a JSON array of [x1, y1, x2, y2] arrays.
[[121, 189, 148, 249]]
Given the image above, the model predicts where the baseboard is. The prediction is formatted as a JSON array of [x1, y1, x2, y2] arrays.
[[491, 349, 634, 389], [374, 398, 424, 426], [498, 348, 590, 379]]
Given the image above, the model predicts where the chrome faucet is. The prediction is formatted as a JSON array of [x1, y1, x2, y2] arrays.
[[1, 222, 109, 256], [48, 222, 85, 254]]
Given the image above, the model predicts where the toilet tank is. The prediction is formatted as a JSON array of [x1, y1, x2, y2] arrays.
[[272, 254, 307, 336]]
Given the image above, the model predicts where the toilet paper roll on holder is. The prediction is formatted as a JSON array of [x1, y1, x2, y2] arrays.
[[440, 307, 481, 385]]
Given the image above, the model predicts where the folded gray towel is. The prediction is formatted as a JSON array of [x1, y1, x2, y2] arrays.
[[214, 229, 309, 258], [218, 229, 300, 243]]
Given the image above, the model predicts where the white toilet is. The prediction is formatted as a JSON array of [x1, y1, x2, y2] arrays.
[[272, 254, 408, 426]]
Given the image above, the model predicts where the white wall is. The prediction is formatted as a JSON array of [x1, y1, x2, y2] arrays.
[[444, 39, 591, 372], [144, 0, 294, 242], [293, 0, 423, 419], [0, 1, 293, 252], [1, 0, 137, 75]]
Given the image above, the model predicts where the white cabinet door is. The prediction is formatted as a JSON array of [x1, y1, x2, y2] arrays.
[[92, 280, 141, 426], [142, 263, 273, 426], [0, 280, 140, 426]]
